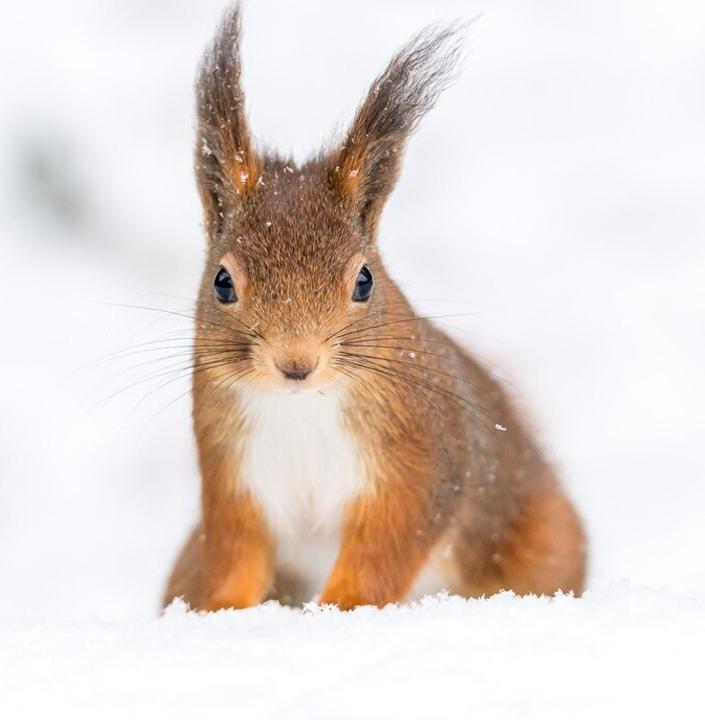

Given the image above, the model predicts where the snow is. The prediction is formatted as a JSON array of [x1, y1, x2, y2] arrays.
[[2, 589, 704, 718], [1, 0, 705, 716]]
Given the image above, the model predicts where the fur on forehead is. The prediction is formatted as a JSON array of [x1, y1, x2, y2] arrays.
[[215, 157, 367, 277]]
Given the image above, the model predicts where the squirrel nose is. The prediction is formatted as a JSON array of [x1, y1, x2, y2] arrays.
[[277, 359, 317, 381]]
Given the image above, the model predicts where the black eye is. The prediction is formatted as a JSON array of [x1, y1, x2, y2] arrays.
[[352, 265, 374, 302], [213, 266, 237, 303]]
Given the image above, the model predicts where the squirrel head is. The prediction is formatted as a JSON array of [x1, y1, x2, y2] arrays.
[[194, 5, 462, 392]]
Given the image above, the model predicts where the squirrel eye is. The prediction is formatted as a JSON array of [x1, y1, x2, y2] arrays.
[[352, 265, 374, 302], [213, 266, 237, 303]]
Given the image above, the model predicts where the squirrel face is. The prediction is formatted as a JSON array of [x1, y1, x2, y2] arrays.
[[192, 6, 462, 394], [198, 166, 381, 392]]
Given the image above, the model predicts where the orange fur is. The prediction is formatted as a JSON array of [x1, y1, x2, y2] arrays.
[[164, 491, 274, 611], [321, 467, 436, 608], [202, 492, 274, 610], [455, 483, 587, 597], [228, 149, 260, 196]]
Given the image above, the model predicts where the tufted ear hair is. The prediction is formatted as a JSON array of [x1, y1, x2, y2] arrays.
[[194, 4, 260, 238], [331, 25, 463, 238]]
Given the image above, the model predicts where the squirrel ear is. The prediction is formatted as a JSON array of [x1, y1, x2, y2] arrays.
[[195, 4, 260, 237], [332, 25, 463, 237]]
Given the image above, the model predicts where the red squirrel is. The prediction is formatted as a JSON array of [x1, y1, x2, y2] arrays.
[[163, 5, 586, 610]]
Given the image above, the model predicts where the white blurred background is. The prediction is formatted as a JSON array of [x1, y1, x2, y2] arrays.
[[0, 0, 703, 621]]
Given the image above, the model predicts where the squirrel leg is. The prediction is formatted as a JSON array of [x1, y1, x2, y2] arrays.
[[197, 491, 274, 611], [454, 482, 587, 598], [162, 491, 274, 612], [320, 482, 438, 610], [187, 392, 275, 611]]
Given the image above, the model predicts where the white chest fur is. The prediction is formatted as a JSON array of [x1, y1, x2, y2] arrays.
[[239, 387, 366, 601]]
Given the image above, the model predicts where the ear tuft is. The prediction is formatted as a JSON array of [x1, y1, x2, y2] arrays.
[[333, 24, 465, 235], [195, 4, 260, 236]]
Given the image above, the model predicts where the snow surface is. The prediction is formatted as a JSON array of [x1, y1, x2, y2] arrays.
[[2, 588, 704, 719], [1, 0, 705, 716]]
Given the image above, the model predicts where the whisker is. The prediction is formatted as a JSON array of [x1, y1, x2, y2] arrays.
[[86, 347, 234, 398], [340, 342, 453, 363], [104, 302, 263, 341], [335, 361, 470, 438], [322, 300, 418, 343], [332, 363, 390, 409], [91, 336, 252, 367], [109, 341, 251, 367], [125, 356, 251, 419], [338, 354, 492, 427], [142, 366, 256, 432], [334, 311, 491, 342], [339, 350, 484, 394], [340, 334, 460, 350], [90, 354, 249, 412]]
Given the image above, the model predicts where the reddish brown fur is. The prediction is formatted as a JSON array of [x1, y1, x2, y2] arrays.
[[162, 5, 586, 611]]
